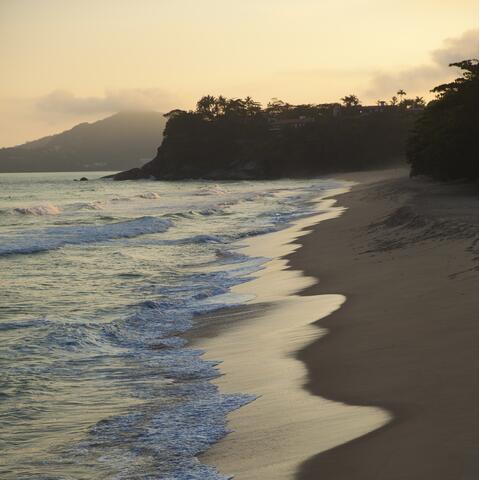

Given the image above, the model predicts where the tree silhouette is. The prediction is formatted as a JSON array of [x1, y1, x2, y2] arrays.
[[244, 96, 262, 116], [400, 99, 416, 109], [414, 96, 425, 107], [196, 95, 218, 119], [341, 94, 361, 107], [125, 93, 419, 180], [407, 59, 478, 180], [164, 109, 187, 119], [397, 89, 406, 103], [266, 98, 290, 116]]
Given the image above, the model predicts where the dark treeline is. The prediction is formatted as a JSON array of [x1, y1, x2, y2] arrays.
[[407, 60, 479, 181], [114, 92, 423, 180]]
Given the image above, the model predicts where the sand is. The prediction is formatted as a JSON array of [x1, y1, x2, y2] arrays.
[[193, 168, 478, 480]]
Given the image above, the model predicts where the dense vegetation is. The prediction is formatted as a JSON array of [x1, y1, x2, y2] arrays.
[[114, 93, 423, 180], [407, 60, 479, 181], [0, 111, 166, 173]]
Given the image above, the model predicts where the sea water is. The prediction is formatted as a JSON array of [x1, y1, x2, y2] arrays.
[[0, 172, 341, 479]]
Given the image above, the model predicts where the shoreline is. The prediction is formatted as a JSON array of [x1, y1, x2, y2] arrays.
[[190, 168, 478, 479], [190, 174, 396, 478]]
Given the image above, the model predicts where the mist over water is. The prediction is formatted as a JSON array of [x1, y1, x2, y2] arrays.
[[0, 172, 340, 479]]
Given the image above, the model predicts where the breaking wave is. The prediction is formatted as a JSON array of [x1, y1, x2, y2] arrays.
[[0, 216, 172, 256], [0, 173, 342, 479], [137, 191, 161, 199], [12, 204, 61, 215]]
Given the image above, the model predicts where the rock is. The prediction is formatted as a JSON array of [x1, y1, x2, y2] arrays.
[[79, 177, 88, 181], [112, 167, 148, 181]]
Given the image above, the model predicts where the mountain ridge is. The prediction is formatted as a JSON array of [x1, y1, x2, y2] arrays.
[[0, 110, 166, 173]]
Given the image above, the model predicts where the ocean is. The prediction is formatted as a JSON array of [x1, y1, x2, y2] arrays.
[[0, 172, 341, 480]]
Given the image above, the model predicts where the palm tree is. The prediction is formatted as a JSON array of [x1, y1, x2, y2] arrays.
[[390, 95, 398, 106], [414, 96, 426, 107], [397, 89, 406, 103], [244, 96, 262, 116]]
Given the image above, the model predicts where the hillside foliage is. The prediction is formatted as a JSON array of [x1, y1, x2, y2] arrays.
[[407, 60, 479, 181], [118, 94, 421, 180]]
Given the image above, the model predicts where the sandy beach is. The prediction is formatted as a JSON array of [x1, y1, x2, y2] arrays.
[[193, 168, 478, 479]]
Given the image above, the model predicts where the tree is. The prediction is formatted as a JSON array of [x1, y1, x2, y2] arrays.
[[407, 59, 479, 180], [397, 89, 406, 103], [341, 94, 361, 107], [196, 95, 218, 119], [413, 96, 426, 107], [390, 96, 398, 106], [143, 93, 417, 180], [401, 99, 416, 109], [216, 95, 228, 115], [266, 98, 290, 116], [244, 96, 262, 116], [164, 109, 188, 119]]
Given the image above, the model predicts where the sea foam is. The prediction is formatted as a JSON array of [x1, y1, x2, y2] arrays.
[[13, 204, 61, 215]]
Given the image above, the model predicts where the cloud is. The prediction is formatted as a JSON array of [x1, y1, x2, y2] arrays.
[[364, 29, 478, 99], [431, 29, 479, 65], [36, 88, 177, 114]]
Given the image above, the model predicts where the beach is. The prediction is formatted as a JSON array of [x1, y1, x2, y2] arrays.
[[194, 168, 478, 479]]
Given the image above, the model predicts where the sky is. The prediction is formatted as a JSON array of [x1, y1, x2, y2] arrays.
[[0, 0, 478, 147]]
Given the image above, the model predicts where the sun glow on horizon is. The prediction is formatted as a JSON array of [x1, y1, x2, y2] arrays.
[[0, 0, 477, 146]]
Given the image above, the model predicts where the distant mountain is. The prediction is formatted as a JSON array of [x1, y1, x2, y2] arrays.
[[0, 111, 166, 173]]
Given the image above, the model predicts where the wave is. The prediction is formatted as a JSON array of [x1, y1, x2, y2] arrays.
[[131, 234, 228, 247], [110, 195, 132, 202], [185, 234, 226, 244], [188, 207, 223, 217], [78, 200, 106, 210], [123, 225, 279, 249], [83, 389, 254, 479], [195, 184, 228, 196], [109, 192, 161, 202], [136, 192, 161, 199], [0, 216, 172, 256], [0, 177, 343, 479], [0, 318, 49, 331], [165, 208, 227, 222], [12, 204, 61, 215]]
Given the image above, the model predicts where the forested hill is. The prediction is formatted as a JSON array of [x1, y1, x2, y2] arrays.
[[0, 111, 166, 173], [112, 94, 424, 180]]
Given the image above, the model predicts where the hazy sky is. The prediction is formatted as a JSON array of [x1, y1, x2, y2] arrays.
[[0, 0, 478, 146]]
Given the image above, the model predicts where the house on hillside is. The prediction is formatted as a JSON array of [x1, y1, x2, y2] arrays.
[[268, 116, 315, 132]]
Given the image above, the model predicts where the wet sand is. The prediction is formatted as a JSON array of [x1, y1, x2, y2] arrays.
[[193, 169, 478, 479]]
